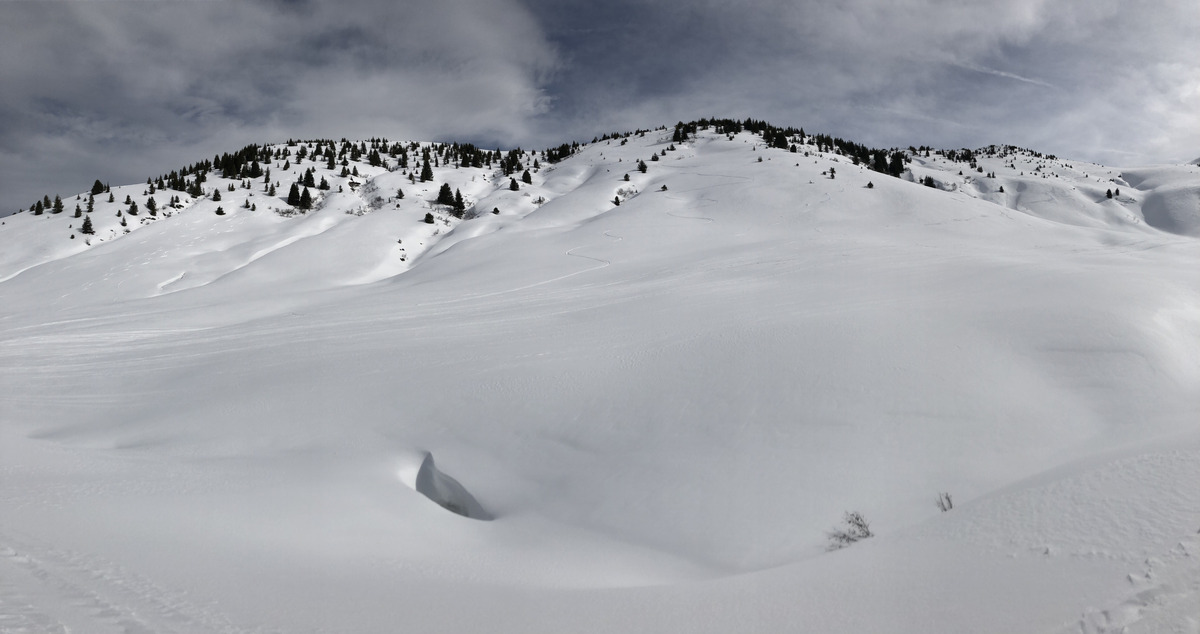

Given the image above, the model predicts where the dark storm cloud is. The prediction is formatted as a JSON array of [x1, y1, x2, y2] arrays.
[[0, 0, 555, 213], [1, 0, 1197, 214]]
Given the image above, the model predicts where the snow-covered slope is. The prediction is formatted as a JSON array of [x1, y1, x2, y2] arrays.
[[1, 126, 1198, 633]]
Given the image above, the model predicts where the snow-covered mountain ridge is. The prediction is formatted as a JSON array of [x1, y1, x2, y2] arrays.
[[1, 121, 1198, 633], [7, 123, 1200, 286], [5, 122, 1198, 290]]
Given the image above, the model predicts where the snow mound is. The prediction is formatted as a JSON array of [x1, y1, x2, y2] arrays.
[[399, 452, 492, 520]]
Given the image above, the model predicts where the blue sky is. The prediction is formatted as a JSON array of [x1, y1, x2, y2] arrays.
[[2, 0, 1197, 214]]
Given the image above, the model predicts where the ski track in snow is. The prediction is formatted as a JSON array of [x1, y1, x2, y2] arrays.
[[0, 531, 259, 634], [410, 240, 614, 307]]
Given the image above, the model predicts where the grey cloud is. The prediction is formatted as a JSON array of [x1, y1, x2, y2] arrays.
[[2, 0, 1197, 214], [0, 0, 555, 212], [525, 0, 1199, 164]]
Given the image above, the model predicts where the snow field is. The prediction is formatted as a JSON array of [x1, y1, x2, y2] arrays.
[[1, 127, 1198, 632]]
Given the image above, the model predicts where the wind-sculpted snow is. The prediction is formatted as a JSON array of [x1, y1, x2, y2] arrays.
[[1139, 186, 1200, 237], [399, 451, 493, 520], [1, 127, 1198, 632]]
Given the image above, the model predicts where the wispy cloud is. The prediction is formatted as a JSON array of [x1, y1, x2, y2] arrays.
[[951, 62, 1058, 90]]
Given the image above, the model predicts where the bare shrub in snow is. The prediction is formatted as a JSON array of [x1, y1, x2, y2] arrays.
[[936, 492, 953, 512], [826, 511, 873, 551]]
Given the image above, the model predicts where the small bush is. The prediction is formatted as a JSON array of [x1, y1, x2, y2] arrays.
[[936, 492, 953, 512], [826, 511, 873, 551]]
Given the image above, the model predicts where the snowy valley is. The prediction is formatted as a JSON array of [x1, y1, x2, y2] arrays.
[[1, 120, 1199, 633]]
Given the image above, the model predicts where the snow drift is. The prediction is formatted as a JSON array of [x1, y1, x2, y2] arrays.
[[400, 451, 492, 520]]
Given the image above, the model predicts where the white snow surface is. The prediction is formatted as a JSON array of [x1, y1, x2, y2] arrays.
[[1, 129, 1199, 633]]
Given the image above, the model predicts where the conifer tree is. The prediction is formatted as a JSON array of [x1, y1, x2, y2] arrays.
[[146, 197, 157, 215], [509, 178, 519, 191], [86, 193, 94, 214], [91, 180, 106, 196], [436, 183, 455, 206], [453, 188, 465, 215], [521, 169, 532, 184], [74, 204, 82, 218], [128, 201, 138, 215], [34, 200, 44, 215], [80, 215, 94, 234], [303, 169, 315, 188], [212, 190, 221, 202], [52, 195, 64, 214], [637, 160, 647, 173], [108, 192, 115, 203], [215, 206, 226, 215], [420, 159, 433, 182], [318, 176, 329, 190], [287, 183, 301, 206], [299, 187, 313, 210]]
